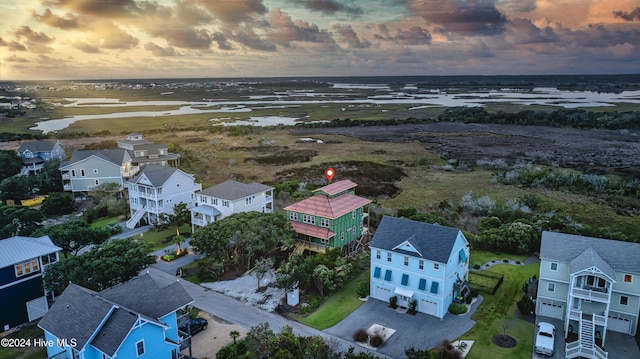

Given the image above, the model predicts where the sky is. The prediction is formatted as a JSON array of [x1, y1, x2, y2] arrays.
[[1, 0, 639, 80]]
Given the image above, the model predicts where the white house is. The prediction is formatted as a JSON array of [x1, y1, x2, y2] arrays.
[[59, 149, 138, 195], [190, 180, 274, 231], [536, 231, 640, 359], [117, 133, 180, 168], [369, 216, 470, 319], [126, 165, 201, 229]]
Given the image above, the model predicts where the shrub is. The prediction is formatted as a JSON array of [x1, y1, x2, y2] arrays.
[[471, 289, 479, 298], [389, 296, 398, 309], [448, 303, 467, 315], [409, 299, 417, 312], [356, 279, 370, 298], [503, 259, 509, 263], [353, 328, 368, 342], [517, 294, 535, 315], [516, 260, 521, 264], [369, 334, 384, 348], [300, 294, 323, 314], [85, 204, 108, 223], [473, 264, 481, 269]]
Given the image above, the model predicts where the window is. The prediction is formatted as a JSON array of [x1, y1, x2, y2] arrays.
[[418, 278, 427, 290], [136, 340, 145, 356], [419, 260, 424, 270], [341, 232, 345, 241], [433, 263, 440, 271], [302, 214, 315, 225], [620, 296, 629, 306], [246, 197, 252, 205], [320, 218, 330, 228], [624, 274, 633, 283], [320, 237, 330, 244], [222, 200, 229, 207], [15, 259, 39, 277], [375, 250, 381, 260], [200, 196, 205, 203], [547, 283, 555, 292], [384, 270, 392, 281], [404, 256, 409, 266], [289, 212, 298, 221], [373, 267, 381, 278], [70, 169, 76, 177], [93, 168, 98, 174], [387, 252, 392, 262], [550, 262, 558, 271], [94, 179, 99, 186], [352, 210, 356, 219], [80, 169, 86, 177], [212, 198, 218, 205], [401, 274, 409, 286]]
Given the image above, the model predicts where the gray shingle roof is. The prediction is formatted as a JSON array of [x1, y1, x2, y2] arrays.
[[38, 284, 114, 351], [0, 236, 61, 268], [62, 149, 129, 167], [100, 274, 193, 319], [200, 180, 273, 201], [369, 216, 464, 264], [38, 274, 192, 355], [540, 231, 640, 274], [17, 140, 59, 153], [128, 165, 181, 187], [569, 247, 617, 281]]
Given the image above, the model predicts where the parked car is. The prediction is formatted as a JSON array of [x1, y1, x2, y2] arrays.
[[179, 318, 208, 335], [534, 322, 555, 356]]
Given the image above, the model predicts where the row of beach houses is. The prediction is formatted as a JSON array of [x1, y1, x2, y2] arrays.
[[3, 136, 640, 359]]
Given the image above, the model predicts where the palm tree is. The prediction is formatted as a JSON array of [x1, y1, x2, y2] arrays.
[[230, 330, 240, 344]]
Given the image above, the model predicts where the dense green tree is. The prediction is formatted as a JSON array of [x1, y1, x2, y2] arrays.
[[41, 192, 75, 216], [161, 202, 191, 253], [0, 175, 37, 202], [405, 347, 432, 359], [191, 212, 294, 272], [0, 205, 43, 239], [33, 219, 110, 257], [43, 238, 155, 294], [0, 150, 22, 181], [35, 160, 63, 194], [254, 257, 274, 290], [89, 182, 122, 205]]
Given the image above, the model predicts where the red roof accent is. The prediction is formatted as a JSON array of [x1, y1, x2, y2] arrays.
[[284, 193, 371, 219], [290, 222, 335, 240], [314, 180, 357, 196]]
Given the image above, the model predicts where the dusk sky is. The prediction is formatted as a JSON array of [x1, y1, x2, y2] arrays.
[[1, 0, 639, 80]]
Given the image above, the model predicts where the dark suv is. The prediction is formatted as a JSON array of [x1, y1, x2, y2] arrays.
[[179, 318, 208, 335]]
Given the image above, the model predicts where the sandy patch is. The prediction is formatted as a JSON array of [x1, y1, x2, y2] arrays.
[[182, 312, 248, 359], [201, 270, 285, 312]]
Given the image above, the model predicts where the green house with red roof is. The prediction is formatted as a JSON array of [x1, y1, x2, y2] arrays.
[[284, 180, 371, 253]]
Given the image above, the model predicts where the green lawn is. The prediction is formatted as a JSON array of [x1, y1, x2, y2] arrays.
[[89, 216, 121, 229], [459, 262, 540, 359], [469, 250, 529, 269], [294, 270, 369, 330], [134, 225, 191, 251]]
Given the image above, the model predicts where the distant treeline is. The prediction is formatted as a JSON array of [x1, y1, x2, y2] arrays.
[[0, 132, 45, 142], [296, 107, 640, 130]]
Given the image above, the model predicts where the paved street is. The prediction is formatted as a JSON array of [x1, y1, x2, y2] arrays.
[[144, 267, 393, 358]]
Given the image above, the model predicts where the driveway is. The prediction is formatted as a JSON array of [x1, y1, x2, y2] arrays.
[[325, 296, 483, 358], [143, 267, 393, 359]]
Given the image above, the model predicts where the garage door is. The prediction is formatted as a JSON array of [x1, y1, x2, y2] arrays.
[[607, 316, 631, 334], [374, 286, 392, 302], [419, 299, 438, 317], [538, 301, 564, 319]]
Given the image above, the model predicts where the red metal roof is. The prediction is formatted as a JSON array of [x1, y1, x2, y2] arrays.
[[284, 193, 371, 219], [313, 179, 357, 196], [290, 222, 335, 240]]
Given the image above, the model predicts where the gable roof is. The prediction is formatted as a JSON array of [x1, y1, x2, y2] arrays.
[[61, 148, 129, 168], [128, 165, 189, 187], [284, 193, 371, 219], [540, 231, 640, 274], [370, 216, 464, 264], [17, 140, 60, 153], [38, 274, 192, 356], [313, 180, 357, 196], [200, 180, 273, 201], [569, 247, 617, 281], [0, 235, 61, 268]]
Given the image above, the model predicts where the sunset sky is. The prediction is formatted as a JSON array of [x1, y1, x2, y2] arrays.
[[1, 0, 639, 80]]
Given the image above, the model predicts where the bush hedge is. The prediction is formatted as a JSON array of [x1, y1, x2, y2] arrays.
[[448, 303, 467, 315]]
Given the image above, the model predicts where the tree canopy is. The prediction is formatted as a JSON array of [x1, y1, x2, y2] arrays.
[[0, 150, 22, 181], [33, 219, 111, 257], [0, 175, 37, 202], [0, 205, 43, 239], [43, 238, 155, 294], [191, 212, 294, 272]]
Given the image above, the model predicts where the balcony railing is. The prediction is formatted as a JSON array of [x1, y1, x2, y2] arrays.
[[192, 218, 208, 227], [565, 341, 608, 359], [194, 183, 202, 192], [63, 184, 72, 191], [571, 287, 610, 302], [569, 310, 607, 326], [61, 173, 70, 180]]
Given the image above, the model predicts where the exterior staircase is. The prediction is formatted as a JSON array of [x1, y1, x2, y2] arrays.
[[566, 316, 608, 359], [126, 206, 147, 229]]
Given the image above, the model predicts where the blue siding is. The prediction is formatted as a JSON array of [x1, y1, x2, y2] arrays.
[[0, 276, 45, 328], [0, 266, 16, 286]]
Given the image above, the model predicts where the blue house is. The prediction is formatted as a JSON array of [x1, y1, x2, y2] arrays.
[[0, 235, 61, 331], [369, 216, 470, 319], [38, 274, 193, 359], [17, 140, 65, 175]]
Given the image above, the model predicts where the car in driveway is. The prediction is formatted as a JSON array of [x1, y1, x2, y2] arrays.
[[534, 322, 556, 356], [179, 317, 208, 335]]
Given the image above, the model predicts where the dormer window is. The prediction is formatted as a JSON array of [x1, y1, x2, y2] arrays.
[[550, 262, 558, 271]]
